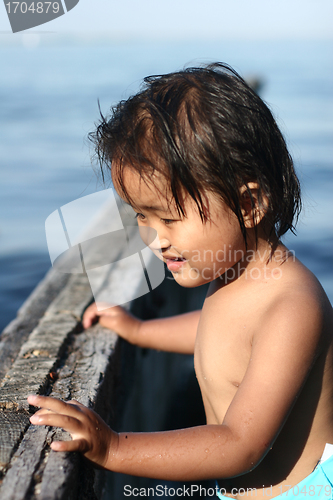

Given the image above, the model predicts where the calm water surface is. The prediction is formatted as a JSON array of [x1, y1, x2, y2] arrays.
[[0, 39, 332, 332]]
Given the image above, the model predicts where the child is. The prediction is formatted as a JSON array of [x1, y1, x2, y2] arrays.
[[28, 63, 333, 499]]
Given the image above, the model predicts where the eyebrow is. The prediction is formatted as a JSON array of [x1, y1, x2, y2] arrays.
[[133, 204, 168, 212]]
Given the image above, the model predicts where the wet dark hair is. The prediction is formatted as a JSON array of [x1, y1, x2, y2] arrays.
[[90, 62, 301, 243]]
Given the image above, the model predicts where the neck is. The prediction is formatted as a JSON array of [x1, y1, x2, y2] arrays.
[[219, 231, 286, 286]]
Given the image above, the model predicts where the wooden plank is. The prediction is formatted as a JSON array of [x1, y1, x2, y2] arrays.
[[0, 198, 167, 498], [0, 270, 69, 382], [0, 323, 117, 499], [0, 412, 30, 472], [0, 313, 78, 411], [36, 325, 117, 500], [0, 272, 93, 477], [0, 425, 51, 500]]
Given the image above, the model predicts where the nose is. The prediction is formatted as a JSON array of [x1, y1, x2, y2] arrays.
[[157, 238, 171, 252], [138, 226, 170, 253], [150, 237, 170, 254]]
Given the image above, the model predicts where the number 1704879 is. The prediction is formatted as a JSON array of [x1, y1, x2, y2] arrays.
[[279, 485, 332, 496], [5, 2, 60, 14]]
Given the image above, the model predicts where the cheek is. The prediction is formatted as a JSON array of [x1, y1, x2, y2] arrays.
[[188, 228, 245, 271], [138, 226, 159, 248]]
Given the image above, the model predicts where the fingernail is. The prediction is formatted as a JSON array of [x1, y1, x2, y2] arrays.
[[30, 415, 40, 423]]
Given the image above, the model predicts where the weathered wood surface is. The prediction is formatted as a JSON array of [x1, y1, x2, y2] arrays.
[[0, 196, 207, 499], [0, 201, 145, 498], [0, 270, 70, 383], [0, 315, 118, 500], [0, 272, 91, 472]]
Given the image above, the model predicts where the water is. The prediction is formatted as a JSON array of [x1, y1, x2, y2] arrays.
[[0, 38, 332, 332]]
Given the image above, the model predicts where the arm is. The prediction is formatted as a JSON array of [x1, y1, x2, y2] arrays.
[[82, 303, 200, 354], [29, 293, 325, 480]]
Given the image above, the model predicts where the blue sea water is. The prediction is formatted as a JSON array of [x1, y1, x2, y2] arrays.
[[0, 38, 332, 332]]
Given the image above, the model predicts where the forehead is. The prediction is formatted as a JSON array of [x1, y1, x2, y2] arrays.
[[112, 165, 173, 210], [112, 164, 230, 226]]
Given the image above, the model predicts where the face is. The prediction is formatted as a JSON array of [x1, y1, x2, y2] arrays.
[[114, 167, 247, 288]]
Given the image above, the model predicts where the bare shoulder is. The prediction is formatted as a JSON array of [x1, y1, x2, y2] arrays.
[[254, 251, 333, 350], [202, 246, 333, 346]]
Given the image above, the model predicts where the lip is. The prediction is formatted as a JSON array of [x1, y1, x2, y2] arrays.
[[165, 257, 187, 272]]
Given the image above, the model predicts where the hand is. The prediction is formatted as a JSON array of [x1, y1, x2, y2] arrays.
[[28, 395, 118, 468], [82, 303, 142, 343]]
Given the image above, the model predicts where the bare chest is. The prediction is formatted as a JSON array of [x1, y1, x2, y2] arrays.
[[194, 294, 253, 423]]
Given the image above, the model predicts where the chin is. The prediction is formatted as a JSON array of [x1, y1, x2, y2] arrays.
[[171, 272, 213, 289]]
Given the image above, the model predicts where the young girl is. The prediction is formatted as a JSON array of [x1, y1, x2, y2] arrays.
[[28, 63, 333, 499]]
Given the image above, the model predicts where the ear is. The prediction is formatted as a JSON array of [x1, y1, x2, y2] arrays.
[[240, 182, 268, 228]]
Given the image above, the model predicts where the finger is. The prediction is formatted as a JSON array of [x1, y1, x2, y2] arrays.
[[51, 438, 88, 453], [28, 396, 83, 418], [82, 304, 99, 328], [66, 400, 85, 408], [30, 412, 83, 433], [33, 408, 57, 417]]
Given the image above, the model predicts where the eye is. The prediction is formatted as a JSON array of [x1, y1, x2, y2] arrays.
[[162, 219, 174, 225], [135, 213, 146, 222]]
